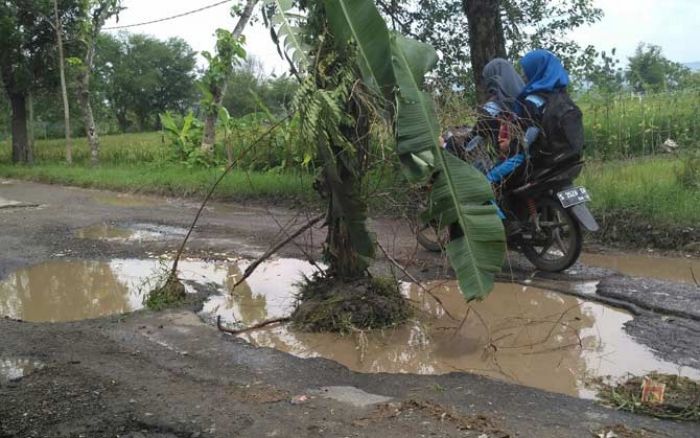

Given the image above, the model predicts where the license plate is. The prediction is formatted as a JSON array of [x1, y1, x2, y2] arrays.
[[557, 186, 591, 208]]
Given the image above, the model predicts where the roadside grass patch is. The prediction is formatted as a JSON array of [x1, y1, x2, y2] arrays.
[[595, 373, 700, 422], [291, 275, 411, 333]]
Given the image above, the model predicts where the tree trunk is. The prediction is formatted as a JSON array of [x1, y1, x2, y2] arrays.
[[200, 0, 258, 153], [323, 100, 373, 281], [462, 0, 507, 100], [200, 83, 226, 154], [77, 41, 100, 165], [53, 0, 72, 164], [77, 75, 100, 165], [9, 93, 29, 164], [27, 92, 34, 164], [116, 111, 129, 132], [232, 0, 259, 38]]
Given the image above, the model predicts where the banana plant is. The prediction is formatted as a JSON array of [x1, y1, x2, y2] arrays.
[[266, 0, 506, 299]]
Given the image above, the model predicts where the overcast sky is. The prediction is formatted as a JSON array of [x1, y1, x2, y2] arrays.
[[104, 0, 700, 75]]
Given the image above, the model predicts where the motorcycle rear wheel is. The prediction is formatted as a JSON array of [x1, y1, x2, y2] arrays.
[[521, 197, 582, 272]]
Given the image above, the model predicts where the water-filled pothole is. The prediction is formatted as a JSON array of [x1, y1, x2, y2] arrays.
[[1, 257, 697, 398], [580, 252, 700, 284], [75, 223, 187, 242], [0, 259, 209, 322], [0, 358, 44, 383], [210, 278, 700, 397]]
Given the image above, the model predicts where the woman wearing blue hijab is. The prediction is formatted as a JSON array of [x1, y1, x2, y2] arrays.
[[519, 49, 570, 97], [518, 49, 583, 168]]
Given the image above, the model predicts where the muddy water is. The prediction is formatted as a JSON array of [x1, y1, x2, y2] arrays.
[[208, 275, 700, 398], [0, 358, 44, 383], [0, 259, 216, 322], [580, 252, 700, 284], [0, 258, 320, 323], [76, 223, 187, 242], [3, 256, 698, 398], [93, 193, 162, 208]]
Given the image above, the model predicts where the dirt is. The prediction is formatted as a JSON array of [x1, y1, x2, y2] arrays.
[[592, 210, 700, 254], [292, 276, 412, 332], [2, 179, 700, 437]]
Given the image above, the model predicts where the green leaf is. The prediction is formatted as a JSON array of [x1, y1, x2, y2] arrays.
[[425, 151, 506, 300], [323, 0, 395, 94], [390, 34, 505, 300], [264, 0, 310, 72]]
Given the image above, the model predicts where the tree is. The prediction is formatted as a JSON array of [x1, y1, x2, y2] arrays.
[[378, 0, 603, 93], [626, 43, 690, 93], [200, 0, 259, 153], [53, 0, 74, 164], [585, 48, 624, 93], [0, 1, 74, 163], [95, 33, 198, 131], [72, 0, 122, 165], [258, 0, 504, 331], [462, 0, 507, 99]]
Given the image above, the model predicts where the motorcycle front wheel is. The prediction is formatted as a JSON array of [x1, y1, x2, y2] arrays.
[[520, 197, 582, 272]]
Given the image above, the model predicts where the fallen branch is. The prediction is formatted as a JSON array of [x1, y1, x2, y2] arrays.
[[232, 213, 325, 290], [376, 241, 459, 321], [217, 315, 290, 335]]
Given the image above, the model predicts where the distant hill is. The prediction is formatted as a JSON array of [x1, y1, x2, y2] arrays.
[[683, 62, 700, 71]]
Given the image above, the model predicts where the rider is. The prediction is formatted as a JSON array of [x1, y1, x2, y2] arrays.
[[518, 49, 582, 169], [444, 58, 527, 186]]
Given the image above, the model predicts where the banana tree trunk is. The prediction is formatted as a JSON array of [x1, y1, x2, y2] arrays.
[[323, 101, 373, 281]]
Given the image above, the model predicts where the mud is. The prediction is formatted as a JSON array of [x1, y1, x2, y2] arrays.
[[75, 223, 187, 242], [580, 252, 700, 284], [2, 180, 700, 437], [0, 357, 44, 383], [209, 277, 700, 398]]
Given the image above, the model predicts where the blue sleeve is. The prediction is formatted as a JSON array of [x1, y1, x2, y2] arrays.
[[487, 153, 525, 183]]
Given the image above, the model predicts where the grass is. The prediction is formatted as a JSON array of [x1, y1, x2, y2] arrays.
[[0, 132, 166, 165], [578, 89, 700, 159], [595, 373, 700, 422], [578, 156, 700, 226], [0, 162, 316, 203]]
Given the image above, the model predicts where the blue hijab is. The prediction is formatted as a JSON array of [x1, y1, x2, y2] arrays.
[[519, 50, 569, 97]]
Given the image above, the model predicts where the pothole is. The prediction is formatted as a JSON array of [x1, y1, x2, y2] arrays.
[[75, 223, 188, 242], [0, 358, 44, 383], [580, 252, 700, 284], [93, 193, 163, 208], [0, 197, 39, 210], [1, 256, 698, 399]]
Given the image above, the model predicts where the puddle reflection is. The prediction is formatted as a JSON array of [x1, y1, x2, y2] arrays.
[[580, 252, 700, 284], [209, 278, 700, 398]]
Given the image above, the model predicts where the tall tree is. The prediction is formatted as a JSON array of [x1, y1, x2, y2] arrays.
[[72, 0, 122, 165], [378, 0, 602, 93], [200, 0, 259, 153], [53, 0, 74, 164], [95, 33, 198, 131], [626, 43, 690, 93], [0, 1, 68, 163]]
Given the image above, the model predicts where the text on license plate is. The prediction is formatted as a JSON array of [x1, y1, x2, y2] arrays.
[[556, 187, 591, 208]]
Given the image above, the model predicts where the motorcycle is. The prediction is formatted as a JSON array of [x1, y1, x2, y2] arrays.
[[416, 132, 599, 272]]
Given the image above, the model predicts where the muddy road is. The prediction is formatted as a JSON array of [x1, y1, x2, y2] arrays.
[[1, 179, 700, 438]]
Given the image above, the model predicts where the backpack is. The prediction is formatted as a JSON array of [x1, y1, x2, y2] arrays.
[[525, 90, 584, 167]]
